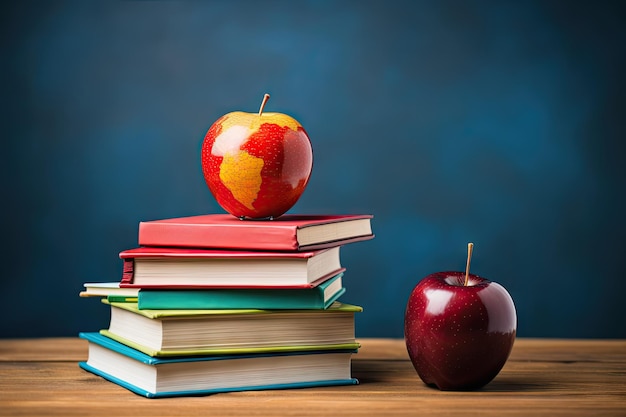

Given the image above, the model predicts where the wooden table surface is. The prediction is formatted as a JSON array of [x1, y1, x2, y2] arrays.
[[0, 337, 624, 416]]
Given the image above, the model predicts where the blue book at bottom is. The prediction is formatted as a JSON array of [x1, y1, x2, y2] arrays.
[[78, 332, 358, 398]]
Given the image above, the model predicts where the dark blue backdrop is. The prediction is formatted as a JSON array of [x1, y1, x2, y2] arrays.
[[3, 0, 625, 338]]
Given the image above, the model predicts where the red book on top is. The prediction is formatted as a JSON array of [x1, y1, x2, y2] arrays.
[[118, 246, 345, 289], [137, 214, 374, 251]]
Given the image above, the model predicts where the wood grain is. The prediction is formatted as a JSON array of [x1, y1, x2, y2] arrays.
[[0, 338, 624, 416]]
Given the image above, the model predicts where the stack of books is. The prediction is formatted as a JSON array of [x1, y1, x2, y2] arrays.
[[79, 213, 374, 398]]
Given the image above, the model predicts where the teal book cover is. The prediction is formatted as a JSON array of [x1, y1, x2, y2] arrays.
[[137, 272, 345, 310], [78, 332, 358, 398]]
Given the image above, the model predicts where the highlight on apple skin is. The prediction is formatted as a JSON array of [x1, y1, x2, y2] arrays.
[[201, 94, 313, 220], [404, 271, 517, 391]]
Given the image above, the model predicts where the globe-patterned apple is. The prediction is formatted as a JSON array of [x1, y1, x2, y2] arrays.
[[201, 94, 313, 219]]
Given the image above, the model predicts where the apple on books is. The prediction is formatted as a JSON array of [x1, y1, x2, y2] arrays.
[[201, 94, 313, 220], [404, 243, 517, 390]]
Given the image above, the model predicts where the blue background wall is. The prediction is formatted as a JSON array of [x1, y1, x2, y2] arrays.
[[3, 0, 625, 338]]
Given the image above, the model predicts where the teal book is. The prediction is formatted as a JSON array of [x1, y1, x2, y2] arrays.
[[100, 299, 362, 357], [78, 332, 358, 398], [137, 272, 345, 310]]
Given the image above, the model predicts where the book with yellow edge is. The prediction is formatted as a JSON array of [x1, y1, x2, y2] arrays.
[[100, 299, 362, 357]]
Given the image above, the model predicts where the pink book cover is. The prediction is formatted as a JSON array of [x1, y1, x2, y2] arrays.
[[137, 214, 373, 251]]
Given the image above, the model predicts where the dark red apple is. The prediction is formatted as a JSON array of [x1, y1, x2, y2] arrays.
[[201, 94, 313, 220], [404, 246, 516, 390]]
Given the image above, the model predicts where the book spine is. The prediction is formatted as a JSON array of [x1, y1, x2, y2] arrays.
[[138, 223, 300, 250], [120, 259, 135, 285], [137, 290, 325, 310]]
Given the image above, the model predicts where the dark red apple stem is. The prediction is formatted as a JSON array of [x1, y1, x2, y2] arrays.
[[464, 242, 474, 286], [258, 93, 270, 116]]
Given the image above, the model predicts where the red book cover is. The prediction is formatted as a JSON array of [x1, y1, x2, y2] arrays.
[[119, 246, 345, 289], [137, 214, 374, 251]]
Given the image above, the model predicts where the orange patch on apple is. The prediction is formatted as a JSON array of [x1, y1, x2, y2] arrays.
[[219, 151, 264, 211]]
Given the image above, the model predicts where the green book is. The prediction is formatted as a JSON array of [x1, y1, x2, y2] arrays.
[[100, 299, 362, 357], [136, 272, 345, 310]]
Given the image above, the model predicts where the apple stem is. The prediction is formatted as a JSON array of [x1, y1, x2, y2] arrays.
[[464, 242, 474, 286], [258, 93, 270, 116]]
